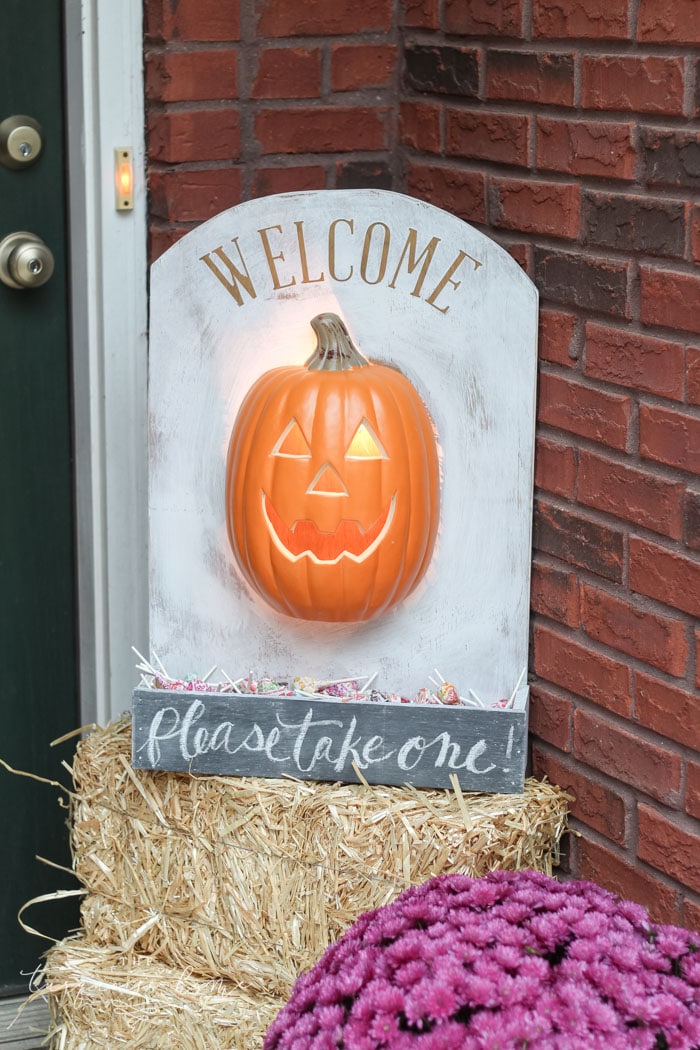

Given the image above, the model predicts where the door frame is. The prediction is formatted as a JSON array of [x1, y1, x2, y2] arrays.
[[65, 0, 149, 727], [4, 1, 147, 1040]]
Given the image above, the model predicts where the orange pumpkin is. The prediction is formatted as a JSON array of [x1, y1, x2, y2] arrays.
[[225, 313, 440, 622]]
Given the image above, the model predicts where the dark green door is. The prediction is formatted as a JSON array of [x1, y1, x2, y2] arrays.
[[0, 2, 80, 995]]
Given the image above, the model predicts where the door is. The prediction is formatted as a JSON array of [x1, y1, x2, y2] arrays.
[[0, 1, 80, 995]]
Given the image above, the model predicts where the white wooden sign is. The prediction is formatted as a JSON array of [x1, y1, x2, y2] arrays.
[[148, 189, 538, 705]]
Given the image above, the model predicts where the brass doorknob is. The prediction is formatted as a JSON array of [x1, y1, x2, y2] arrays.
[[0, 231, 55, 289], [0, 115, 43, 169]]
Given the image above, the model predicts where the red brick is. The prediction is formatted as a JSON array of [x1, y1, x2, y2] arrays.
[[638, 0, 700, 44], [582, 191, 685, 258], [685, 761, 700, 820], [405, 46, 480, 98], [536, 118, 636, 180], [255, 107, 389, 154], [491, 178, 580, 239], [685, 489, 700, 551], [402, 0, 440, 27], [405, 165, 486, 224], [682, 897, 700, 933], [641, 127, 700, 190], [145, 0, 240, 41], [630, 537, 700, 617], [444, 0, 523, 35], [688, 347, 700, 406], [148, 224, 191, 264], [538, 372, 631, 450], [577, 838, 681, 925], [257, 0, 391, 35], [533, 0, 630, 38], [149, 168, 241, 223], [581, 55, 685, 115], [446, 110, 530, 166], [531, 559, 580, 627], [534, 436, 577, 497], [252, 48, 321, 99], [639, 404, 700, 474], [336, 160, 392, 189], [534, 248, 629, 317], [253, 166, 330, 197], [534, 500, 625, 582], [147, 108, 240, 163], [585, 323, 685, 400], [697, 628, 700, 689], [533, 624, 631, 715], [503, 241, 530, 270], [399, 102, 441, 153], [533, 746, 627, 842], [691, 205, 700, 265], [332, 44, 397, 91], [578, 449, 684, 539], [538, 309, 579, 369], [640, 266, 700, 336], [689, 348, 700, 407], [581, 583, 689, 677], [145, 50, 238, 103], [634, 671, 700, 751], [574, 710, 682, 805], [528, 684, 573, 752], [638, 804, 700, 894], [486, 50, 574, 106]]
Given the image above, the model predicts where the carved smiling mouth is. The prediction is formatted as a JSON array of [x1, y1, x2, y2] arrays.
[[262, 492, 396, 565]]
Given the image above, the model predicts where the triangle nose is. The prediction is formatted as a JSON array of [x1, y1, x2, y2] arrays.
[[307, 462, 349, 496]]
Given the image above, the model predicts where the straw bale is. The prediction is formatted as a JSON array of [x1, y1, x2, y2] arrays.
[[69, 717, 570, 998], [40, 935, 282, 1050]]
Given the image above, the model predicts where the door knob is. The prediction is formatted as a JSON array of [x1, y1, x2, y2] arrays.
[[0, 231, 55, 289], [0, 115, 43, 169]]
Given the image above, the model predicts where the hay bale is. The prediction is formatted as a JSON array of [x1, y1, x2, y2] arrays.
[[68, 717, 570, 998], [41, 935, 282, 1049]]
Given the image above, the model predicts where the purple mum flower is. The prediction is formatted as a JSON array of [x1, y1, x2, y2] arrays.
[[264, 871, 700, 1050]]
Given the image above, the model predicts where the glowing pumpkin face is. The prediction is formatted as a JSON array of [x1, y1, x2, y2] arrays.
[[225, 313, 440, 622]]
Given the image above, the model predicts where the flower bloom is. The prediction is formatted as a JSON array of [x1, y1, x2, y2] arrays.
[[264, 870, 700, 1050]]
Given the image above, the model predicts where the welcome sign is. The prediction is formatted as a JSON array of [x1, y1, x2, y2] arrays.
[[137, 188, 538, 791]]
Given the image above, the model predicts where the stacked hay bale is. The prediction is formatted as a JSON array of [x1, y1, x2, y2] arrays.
[[39, 717, 570, 1048]]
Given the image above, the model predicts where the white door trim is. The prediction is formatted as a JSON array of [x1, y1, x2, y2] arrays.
[[65, 0, 149, 726]]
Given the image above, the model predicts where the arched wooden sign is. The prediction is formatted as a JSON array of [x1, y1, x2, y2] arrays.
[[137, 189, 538, 790]]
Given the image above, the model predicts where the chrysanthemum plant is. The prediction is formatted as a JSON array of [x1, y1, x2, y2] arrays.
[[264, 871, 700, 1050]]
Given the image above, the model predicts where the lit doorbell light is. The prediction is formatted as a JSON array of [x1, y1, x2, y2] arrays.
[[115, 147, 134, 211]]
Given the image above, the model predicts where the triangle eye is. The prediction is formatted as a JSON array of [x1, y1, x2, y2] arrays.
[[346, 420, 388, 460], [272, 419, 312, 458]]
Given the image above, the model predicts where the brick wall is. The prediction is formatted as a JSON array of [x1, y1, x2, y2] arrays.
[[399, 0, 700, 930], [143, 0, 699, 929], [144, 0, 400, 259]]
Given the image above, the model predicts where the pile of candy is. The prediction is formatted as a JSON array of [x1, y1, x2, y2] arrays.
[[134, 650, 519, 710]]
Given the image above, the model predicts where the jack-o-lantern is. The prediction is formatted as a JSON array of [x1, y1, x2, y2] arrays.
[[225, 313, 440, 622]]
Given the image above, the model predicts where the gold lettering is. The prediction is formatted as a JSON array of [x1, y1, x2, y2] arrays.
[[360, 222, 391, 285], [425, 250, 469, 314], [388, 228, 441, 297], [199, 240, 257, 306], [294, 221, 324, 284], [328, 218, 354, 282], [257, 225, 296, 290]]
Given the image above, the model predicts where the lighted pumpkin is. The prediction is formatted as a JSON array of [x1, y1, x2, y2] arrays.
[[225, 313, 440, 622]]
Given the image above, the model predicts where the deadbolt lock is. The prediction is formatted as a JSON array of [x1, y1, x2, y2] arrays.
[[0, 232, 55, 289], [0, 115, 43, 169]]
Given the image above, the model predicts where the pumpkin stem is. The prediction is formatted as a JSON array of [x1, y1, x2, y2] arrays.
[[306, 313, 369, 371]]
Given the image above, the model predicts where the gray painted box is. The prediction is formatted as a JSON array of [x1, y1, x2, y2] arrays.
[[131, 687, 529, 793]]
